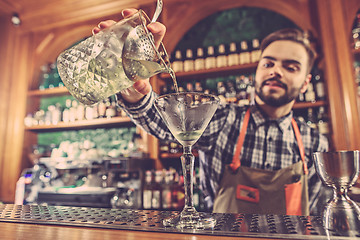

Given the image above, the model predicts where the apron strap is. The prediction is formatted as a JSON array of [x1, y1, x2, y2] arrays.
[[229, 109, 250, 172], [291, 118, 308, 175], [230, 109, 308, 175]]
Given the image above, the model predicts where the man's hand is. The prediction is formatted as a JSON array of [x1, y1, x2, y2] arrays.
[[92, 8, 166, 103]]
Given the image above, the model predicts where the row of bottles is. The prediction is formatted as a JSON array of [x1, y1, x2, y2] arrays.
[[39, 63, 64, 90], [297, 68, 327, 103], [142, 168, 206, 211], [161, 67, 326, 106], [293, 106, 331, 136], [171, 39, 261, 73], [161, 74, 256, 106], [352, 11, 360, 49], [24, 96, 124, 127]]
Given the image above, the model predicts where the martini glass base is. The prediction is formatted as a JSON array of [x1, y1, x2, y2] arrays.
[[163, 208, 216, 229]]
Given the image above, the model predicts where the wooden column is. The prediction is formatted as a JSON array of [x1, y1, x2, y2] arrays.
[[314, 0, 360, 150]]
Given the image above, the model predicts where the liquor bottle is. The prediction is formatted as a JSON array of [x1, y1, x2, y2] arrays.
[[105, 97, 117, 118], [205, 46, 216, 69], [317, 106, 330, 135], [239, 41, 251, 64], [62, 99, 72, 123], [250, 39, 261, 63], [194, 81, 203, 92], [352, 13, 360, 49], [76, 102, 85, 121], [216, 81, 227, 104], [142, 170, 153, 209], [170, 169, 179, 210], [152, 170, 163, 210], [227, 42, 239, 66], [312, 68, 326, 101], [225, 81, 237, 103], [52, 103, 62, 125], [216, 44, 227, 68], [69, 100, 78, 122], [305, 81, 316, 102], [186, 82, 194, 92], [38, 65, 50, 90], [306, 108, 317, 129], [97, 100, 106, 118], [161, 170, 172, 210], [183, 49, 195, 72], [236, 75, 249, 106], [171, 50, 184, 72], [194, 47, 205, 71]]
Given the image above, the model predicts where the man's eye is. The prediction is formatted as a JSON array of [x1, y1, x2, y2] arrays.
[[286, 66, 299, 72], [263, 62, 272, 68]]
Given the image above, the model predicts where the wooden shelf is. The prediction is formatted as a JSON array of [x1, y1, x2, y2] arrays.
[[160, 63, 258, 81], [28, 87, 70, 97], [293, 100, 327, 109], [160, 151, 199, 159], [25, 116, 133, 132]]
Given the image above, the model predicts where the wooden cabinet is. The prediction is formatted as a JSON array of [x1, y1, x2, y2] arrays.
[[1, 0, 360, 203]]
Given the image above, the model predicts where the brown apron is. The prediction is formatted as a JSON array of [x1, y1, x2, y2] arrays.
[[213, 109, 309, 215]]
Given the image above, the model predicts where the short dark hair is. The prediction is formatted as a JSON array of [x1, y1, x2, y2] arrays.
[[260, 28, 317, 73]]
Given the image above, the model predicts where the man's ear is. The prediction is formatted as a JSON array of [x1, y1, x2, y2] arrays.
[[300, 74, 312, 93]]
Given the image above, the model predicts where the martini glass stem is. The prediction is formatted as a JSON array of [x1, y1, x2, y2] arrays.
[[181, 145, 196, 213]]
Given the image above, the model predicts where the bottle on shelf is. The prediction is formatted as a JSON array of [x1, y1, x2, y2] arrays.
[[76, 102, 85, 121], [171, 50, 184, 72], [236, 75, 249, 106], [304, 81, 316, 102], [151, 170, 162, 210], [317, 106, 331, 135], [62, 99, 72, 123], [69, 100, 78, 122], [250, 39, 261, 63], [306, 108, 317, 129], [142, 170, 153, 210], [161, 170, 172, 210], [105, 97, 117, 118], [216, 81, 227, 104], [186, 82, 194, 92], [205, 46, 216, 69], [38, 64, 50, 90], [225, 81, 237, 103], [216, 44, 227, 68], [352, 13, 360, 49], [239, 40, 251, 65], [227, 42, 239, 66], [194, 81, 203, 92], [312, 68, 326, 101], [194, 47, 205, 71], [183, 49, 195, 72]]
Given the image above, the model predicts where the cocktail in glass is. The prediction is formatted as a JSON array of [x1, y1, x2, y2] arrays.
[[154, 92, 219, 229]]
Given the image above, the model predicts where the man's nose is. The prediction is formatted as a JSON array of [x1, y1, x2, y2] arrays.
[[269, 64, 283, 77]]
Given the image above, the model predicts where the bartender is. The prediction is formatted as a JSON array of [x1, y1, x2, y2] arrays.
[[93, 9, 329, 215]]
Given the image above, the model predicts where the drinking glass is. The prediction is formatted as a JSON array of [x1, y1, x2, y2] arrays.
[[154, 92, 219, 229]]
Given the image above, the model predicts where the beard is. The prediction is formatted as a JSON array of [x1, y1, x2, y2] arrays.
[[255, 77, 302, 107]]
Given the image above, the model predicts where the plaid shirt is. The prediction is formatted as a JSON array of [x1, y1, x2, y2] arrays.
[[117, 90, 329, 214]]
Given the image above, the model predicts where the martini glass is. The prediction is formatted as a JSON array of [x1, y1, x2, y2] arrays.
[[154, 92, 219, 229]]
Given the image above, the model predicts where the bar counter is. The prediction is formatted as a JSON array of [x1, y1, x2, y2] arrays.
[[1, 204, 358, 240], [1, 222, 277, 240]]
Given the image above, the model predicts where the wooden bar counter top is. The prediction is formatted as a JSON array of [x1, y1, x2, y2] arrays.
[[1, 204, 358, 239], [1, 222, 277, 240]]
